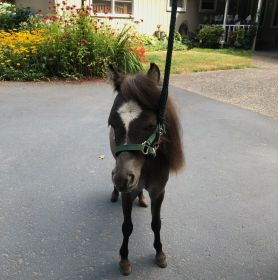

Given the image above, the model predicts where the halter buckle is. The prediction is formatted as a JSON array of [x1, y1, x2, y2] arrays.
[[141, 142, 157, 157]]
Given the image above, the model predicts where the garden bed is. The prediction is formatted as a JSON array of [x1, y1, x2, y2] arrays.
[[0, 3, 144, 81]]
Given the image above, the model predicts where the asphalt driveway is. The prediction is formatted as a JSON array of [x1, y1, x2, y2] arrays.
[[0, 82, 277, 280]]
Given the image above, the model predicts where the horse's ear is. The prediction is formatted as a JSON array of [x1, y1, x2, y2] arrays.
[[147, 63, 160, 84], [107, 64, 123, 91]]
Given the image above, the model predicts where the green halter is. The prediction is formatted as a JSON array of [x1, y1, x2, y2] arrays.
[[114, 123, 165, 157], [114, 0, 178, 157]]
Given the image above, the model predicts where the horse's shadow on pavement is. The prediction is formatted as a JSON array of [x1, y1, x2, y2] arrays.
[[66, 190, 157, 280]]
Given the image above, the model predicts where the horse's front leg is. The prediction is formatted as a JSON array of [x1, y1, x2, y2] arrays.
[[111, 186, 119, 202], [150, 190, 167, 268], [119, 193, 134, 276]]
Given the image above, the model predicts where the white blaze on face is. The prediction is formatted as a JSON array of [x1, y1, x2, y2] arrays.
[[117, 100, 142, 142]]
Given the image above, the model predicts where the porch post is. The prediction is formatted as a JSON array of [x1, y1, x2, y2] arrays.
[[252, 0, 263, 50], [223, 0, 230, 28], [221, 0, 230, 45], [255, 0, 263, 23]]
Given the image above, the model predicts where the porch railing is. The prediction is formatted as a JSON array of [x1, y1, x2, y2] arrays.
[[199, 24, 251, 44]]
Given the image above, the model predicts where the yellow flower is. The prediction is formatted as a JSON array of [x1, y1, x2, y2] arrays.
[[16, 63, 20, 66], [0, 29, 48, 56]]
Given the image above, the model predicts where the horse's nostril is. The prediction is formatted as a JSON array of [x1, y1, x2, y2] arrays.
[[127, 173, 135, 186]]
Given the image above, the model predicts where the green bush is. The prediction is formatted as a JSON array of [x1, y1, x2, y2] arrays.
[[138, 33, 187, 51], [182, 33, 199, 49], [198, 25, 223, 48], [174, 31, 182, 42], [35, 18, 141, 78], [230, 25, 257, 50], [0, 2, 31, 31]]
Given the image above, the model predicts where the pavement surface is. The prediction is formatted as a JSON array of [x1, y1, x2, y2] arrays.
[[171, 51, 278, 119], [0, 82, 278, 280]]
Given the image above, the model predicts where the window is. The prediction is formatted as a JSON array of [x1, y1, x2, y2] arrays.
[[272, 0, 278, 27], [91, 0, 133, 15], [199, 0, 217, 12], [167, 0, 187, 12]]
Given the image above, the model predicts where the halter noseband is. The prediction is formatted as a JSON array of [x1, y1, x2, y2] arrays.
[[114, 123, 166, 157]]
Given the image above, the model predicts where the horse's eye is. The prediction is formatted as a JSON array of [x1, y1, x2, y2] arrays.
[[144, 125, 155, 132]]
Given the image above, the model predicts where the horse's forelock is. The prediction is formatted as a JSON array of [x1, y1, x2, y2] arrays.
[[120, 74, 161, 111]]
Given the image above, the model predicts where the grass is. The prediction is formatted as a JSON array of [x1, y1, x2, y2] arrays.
[[144, 48, 253, 74]]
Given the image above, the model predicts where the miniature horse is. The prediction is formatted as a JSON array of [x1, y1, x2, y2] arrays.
[[108, 63, 185, 275]]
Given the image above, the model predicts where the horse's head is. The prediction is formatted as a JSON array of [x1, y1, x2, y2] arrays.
[[108, 63, 161, 193]]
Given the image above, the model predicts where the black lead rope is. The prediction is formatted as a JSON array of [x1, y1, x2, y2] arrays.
[[158, 0, 178, 125], [114, 0, 178, 157]]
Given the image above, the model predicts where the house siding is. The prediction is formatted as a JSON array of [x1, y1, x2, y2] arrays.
[[89, 0, 188, 35], [133, 0, 186, 34], [16, 0, 82, 13], [16, 0, 189, 35], [16, 0, 55, 14]]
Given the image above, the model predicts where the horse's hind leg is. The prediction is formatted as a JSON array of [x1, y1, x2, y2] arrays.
[[150, 190, 167, 268], [138, 190, 148, 207], [111, 186, 119, 202]]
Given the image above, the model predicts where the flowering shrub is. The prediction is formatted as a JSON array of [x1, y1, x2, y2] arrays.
[[0, 3, 144, 80], [0, 29, 46, 52], [0, 29, 49, 80]]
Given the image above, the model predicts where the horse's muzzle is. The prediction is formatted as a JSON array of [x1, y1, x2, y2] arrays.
[[112, 170, 136, 193]]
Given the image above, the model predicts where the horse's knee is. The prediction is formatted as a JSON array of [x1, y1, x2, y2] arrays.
[[122, 221, 133, 237], [151, 219, 161, 232], [120, 221, 133, 260]]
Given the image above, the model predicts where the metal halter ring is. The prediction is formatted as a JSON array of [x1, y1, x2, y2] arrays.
[[141, 142, 157, 156]]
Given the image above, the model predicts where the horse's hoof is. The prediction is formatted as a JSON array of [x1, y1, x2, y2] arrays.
[[111, 191, 119, 202], [155, 251, 167, 268], [119, 259, 132, 276], [138, 197, 148, 208]]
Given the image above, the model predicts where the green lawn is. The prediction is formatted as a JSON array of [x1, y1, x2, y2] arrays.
[[144, 48, 253, 74]]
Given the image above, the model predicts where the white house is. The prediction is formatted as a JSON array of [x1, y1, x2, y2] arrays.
[[16, 0, 278, 50]]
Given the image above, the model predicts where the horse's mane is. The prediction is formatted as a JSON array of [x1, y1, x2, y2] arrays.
[[119, 73, 185, 173]]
